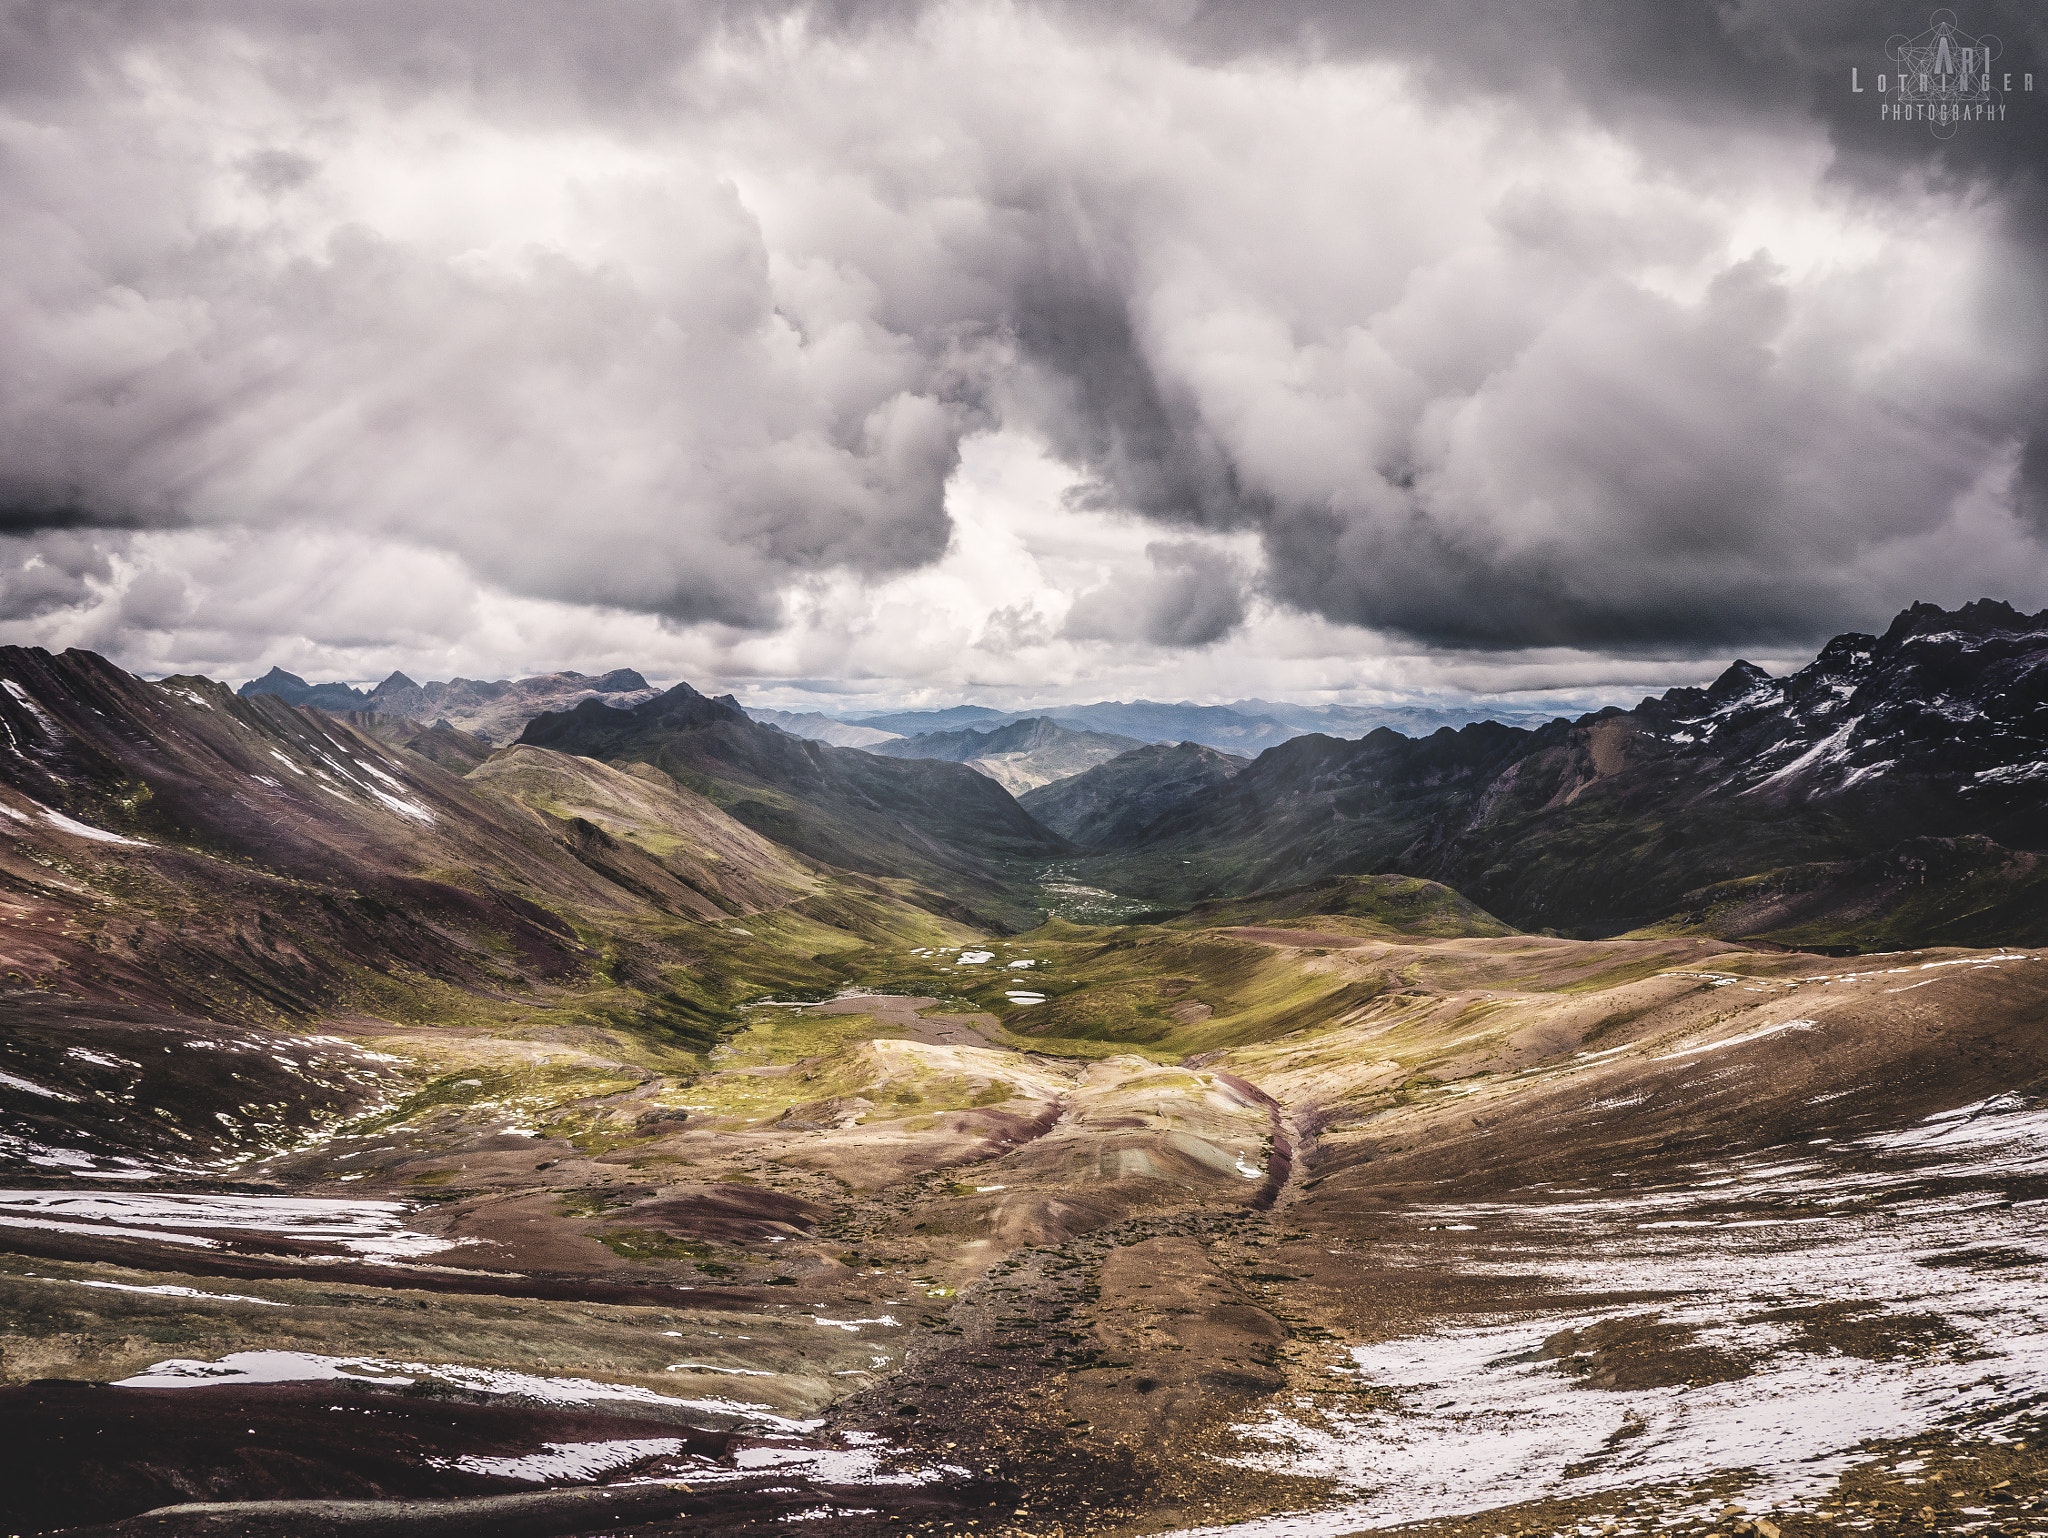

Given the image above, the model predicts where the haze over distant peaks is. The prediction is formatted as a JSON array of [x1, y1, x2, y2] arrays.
[[861, 715, 1150, 794], [760, 697, 1556, 757]]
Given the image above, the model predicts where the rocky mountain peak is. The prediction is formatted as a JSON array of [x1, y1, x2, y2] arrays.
[[1704, 659, 1773, 702], [242, 665, 310, 694]]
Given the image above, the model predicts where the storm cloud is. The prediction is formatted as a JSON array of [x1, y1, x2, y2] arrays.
[[1, 0, 2044, 677]]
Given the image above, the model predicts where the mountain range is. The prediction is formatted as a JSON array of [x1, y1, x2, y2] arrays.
[[219, 598, 2048, 952], [1049, 599, 2048, 951], [240, 665, 657, 743], [752, 697, 1555, 756], [239, 669, 1558, 772]]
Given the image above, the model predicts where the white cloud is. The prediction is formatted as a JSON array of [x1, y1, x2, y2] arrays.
[[0, 2, 2039, 702]]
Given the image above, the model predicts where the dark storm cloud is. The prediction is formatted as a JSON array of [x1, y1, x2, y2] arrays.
[[0, 0, 2042, 658], [1065, 540, 1248, 648], [0, 531, 118, 621], [1012, 0, 2048, 646]]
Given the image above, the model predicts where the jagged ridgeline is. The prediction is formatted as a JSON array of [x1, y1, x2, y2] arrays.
[[1037, 599, 2048, 951]]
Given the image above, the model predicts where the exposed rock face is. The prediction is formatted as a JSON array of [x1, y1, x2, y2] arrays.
[[862, 715, 1150, 793], [240, 667, 657, 743], [1074, 600, 2048, 947]]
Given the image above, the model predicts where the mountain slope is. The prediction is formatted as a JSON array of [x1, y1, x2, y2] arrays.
[[862, 715, 1148, 793], [1019, 740, 1250, 847], [335, 710, 495, 773], [517, 684, 1072, 930], [0, 648, 956, 1049], [1076, 600, 2048, 947], [465, 746, 818, 922]]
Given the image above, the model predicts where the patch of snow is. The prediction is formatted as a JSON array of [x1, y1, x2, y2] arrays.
[[112, 1350, 826, 1430], [38, 806, 149, 845], [117, 1351, 413, 1387], [957, 950, 994, 965], [731, 1443, 969, 1488], [0, 1068, 79, 1101], [366, 785, 435, 823], [1974, 761, 2048, 787], [0, 1214, 220, 1247], [1744, 721, 1859, 793], [435, 1438, 682, 1482], [1650, 1019, 1815, 1062], [48, 1277, 282, 1306], [0, 1189, 460, 1258], [1, 678, 61, 732], [66, 1047, 138, 1069]]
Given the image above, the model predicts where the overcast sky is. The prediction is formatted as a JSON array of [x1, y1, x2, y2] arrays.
[[3, 1, 2045, 712]]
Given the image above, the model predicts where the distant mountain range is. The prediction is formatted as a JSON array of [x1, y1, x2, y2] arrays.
[[241, 668, 1555, 769], [239, 666, 656, 742], [832, 698, 1554, 755], [143, 597, 2048, 951], [743, 707, 902, 748], [1055, 600, 2048, 951], [860, 716, 1148, 793]]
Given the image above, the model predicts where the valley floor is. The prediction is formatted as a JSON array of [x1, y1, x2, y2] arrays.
[[6, 921, 2048, 1538]]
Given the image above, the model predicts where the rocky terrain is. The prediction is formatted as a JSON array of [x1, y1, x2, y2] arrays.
[[3, 607, 2048, 1537]]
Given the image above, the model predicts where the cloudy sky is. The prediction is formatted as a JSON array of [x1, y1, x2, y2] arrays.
[[3, 1, 2045, 714]]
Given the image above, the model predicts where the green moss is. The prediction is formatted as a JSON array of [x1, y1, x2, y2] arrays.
[[555, 1190, 630, 1218], [594, 1227, 714, 1262]]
